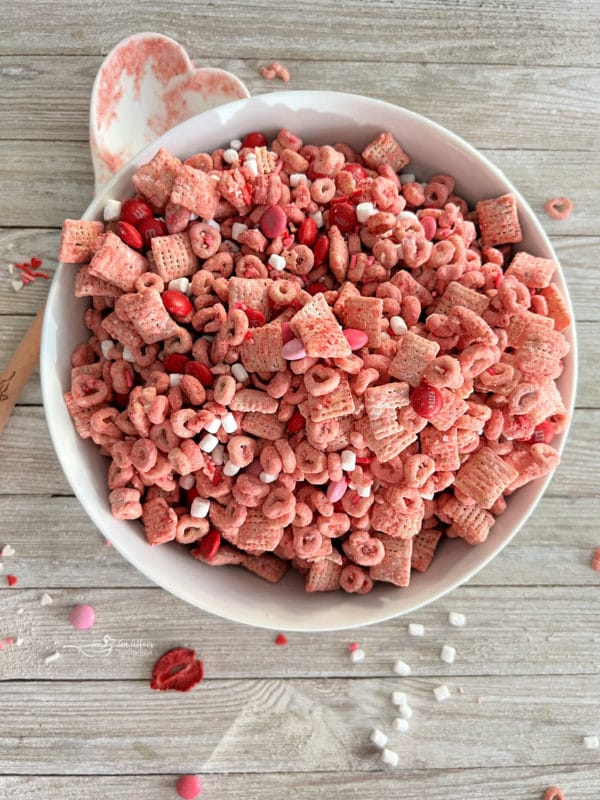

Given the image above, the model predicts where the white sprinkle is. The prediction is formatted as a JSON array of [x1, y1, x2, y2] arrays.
[[223, 461, 240, 477], [268, 253, 286, 272], [122, 346, 136, 363], [45, 651, 61, 665], [8, 263, 14, 274], [357, 483, 371, 498], [229, 139, 242, 151], [399, 703, 413, 720], [393, 659, 411, 676], [1, 544, 15, 557], [440, 645, 456, 664], [221, 412, 238, 434], [190, 497, 210, 518], [232, 222, 248, 241], [212, 444, 225, 466], [341, 450, 356, 472], [0, 563, 3, 573], [260, 472, 278, 484], [434, 685, 451, 702], [223, 148, 239, 165], [205, 417, 221, 434], [179, 474, 196, 490], [103, 198, 122, 221], [356, 202, 377, 223], [350, 648, 365, 663], [100, 339, 115, 359], [408, 623, 425, 637], [399, 173, 416, 185], [369, 728, 388, 748], [40, 593, 53, 606], [169, 373, 183, 387], [310, 210, 324, 228], [393, 717, 410, 733], [390, 316, 408, 335], [168, 277, 190, 295], [199, 433, 219, 453], [380, 748, 399, 768], [16, 607, 24, 615], [449, 611, 466, 627], [584, 735, 599, 750], [391, 690, 407, 707], [231, 363, 249, 382], [16, 637, 24, 647], [289, 173, 308, 187], [244, 158, 259, 176], [11, 280, 23, 292]]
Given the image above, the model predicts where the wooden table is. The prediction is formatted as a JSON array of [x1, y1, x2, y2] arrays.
[[1, 3, 599, 798]]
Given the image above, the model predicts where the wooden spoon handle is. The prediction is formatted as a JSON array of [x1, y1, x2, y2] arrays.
[[0, 304, 45, 436]]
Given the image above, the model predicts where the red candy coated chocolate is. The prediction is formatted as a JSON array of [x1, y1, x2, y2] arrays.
[[241, 131, 267, 148], [185, 361, 214, 386], [116, 220, 143, 250], [120, 197, 153, 226], [162, 290, 193, 317], [137, 216, 167, 247], [410, 384, 444, 419]]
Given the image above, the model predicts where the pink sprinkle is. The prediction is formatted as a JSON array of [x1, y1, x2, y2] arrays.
[[5, 637, 14, 645], [176, 774, 202, 799], [124, 369, 133, 388], [476, 696, 485, 704], [342, 328, 368, 351], [326, 479, 347, 503], [347, 642, 360, 652], [104, 539, 111, 547], [420, 214, 437, 240], [349, 253, 358, 271], [367, 255, 375, 266], [282, 338, 307, 360], [69, 604, 96, 630]]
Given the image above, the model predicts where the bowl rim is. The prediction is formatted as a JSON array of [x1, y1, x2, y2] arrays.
[[41, 90, 578, 630]]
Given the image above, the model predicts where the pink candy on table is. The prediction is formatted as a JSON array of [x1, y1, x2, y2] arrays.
[[176, 774, 202, 799], [69, 604, 96, 630]]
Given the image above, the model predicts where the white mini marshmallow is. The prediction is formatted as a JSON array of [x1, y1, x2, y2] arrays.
[[244, 152, 257, 161], [16, 637, 24, 647], [244, 158, 259, 176], [206, 219, 221, 231], [397, 210, 419, 221], [260, 472, 278, 484], [45, 651, 61, 664], [391, 691, 407, 707], [393, 660, 411, 676], [356, 202, 377, 223], [380, 748, 399, 768], [103, 198, 122, 221], [223, 461, 241, 477], [350, 648, 365, 663], [268, 253, 287, 272], [223, 148, 239, 165], [199, 433, 219, 453], [440, 645, 456, 664], [434, 685, 451, 702], [179, 474, 196, 490], [205, 417, 221, 435], [169, 373, 182, 387], [341, 450, 357, 472], [289, 173, 308, 187], [310, 210, 324, 228], [190, 497, 210, 518], [449, 611, 466, 627], [393, 717, 410, 733], [231, 363, 249, 382], [399, 703, 413, 720], [369, 728, 388, 748], [232, 222, 248, 241], [212, 444, 225, 466], [100, 339, 115, 359], [399, 173, 416, 184], [390, 316, 408, 335], [168, 277, 190, 295], [229, 139, 242, 151], [221, 412, 238, 434], [408, 623, 425, 637], [357, 483, 371, 498], [122, 346, 135, 363], [380, 331, 390, 341], [584, 735, 599, 749]]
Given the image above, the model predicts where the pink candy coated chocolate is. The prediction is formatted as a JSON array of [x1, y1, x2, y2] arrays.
[[176, 774, 202, 799], [326, 479, 348, 503], [259, 205, 287, 238], [282, 338, 307, 360], [70, 604, 96, 630], [342, 328, 368, 350], [420, 214, 437, 240]]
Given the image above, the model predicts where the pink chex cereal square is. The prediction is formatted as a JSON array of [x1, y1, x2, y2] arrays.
[[429, 389, 469, 432], [241, 552, 288, 583], [443, 496, 495, 544], [411, 529, 443, 573], [337, 295, 384, 348], [228, 277, 272, 320], [170, 164, 219, 219], [505, 251, 556, 288], [435, 280, 490, 317], [101, 311, 144, 351], [59, 219, 105, 264], [74, 265, 123, 298], [88, 230, 148, 292], [291, 293, 351, 359], [304, 374, 355, 422], [453, 446, 519, 508], [240, 412, 285, 440], [361, 131, 410, 172], [389, 332, 440, 387], [419, 425, 461, 471], [364, 382, 410, 440], [241, 321, 285, 372], [116, 288, 179, 344], [371, 501, 422, 539], [540, 284, 571, 332], [131, 147, 182, 210], [476, 193, 523, 247], [151, 232, 198, 282], [234, 509, 283, 552], [369, 534, 413, 587], [305, 558, 343, 592], [229, 389, 278, 414], [142, 497, 177, 545]]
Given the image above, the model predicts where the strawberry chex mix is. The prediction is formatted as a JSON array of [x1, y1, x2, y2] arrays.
[[60, 127, 571, 593]]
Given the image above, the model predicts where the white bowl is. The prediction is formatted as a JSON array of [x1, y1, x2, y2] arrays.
[[41, 91, 577, 631]]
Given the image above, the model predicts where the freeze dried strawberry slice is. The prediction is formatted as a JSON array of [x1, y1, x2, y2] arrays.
[[150, 647, 204, 692]]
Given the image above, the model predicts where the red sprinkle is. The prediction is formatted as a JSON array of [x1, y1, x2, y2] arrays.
[[286, 410, 305, 434], [30, 257, 42, 268], [494, 270, 503, 289], [355, 456, 372, 465], [306, 282, 328, 296], [6, 574, 18, 587], [347, 642, 360, 652], [116, 220, 144, 250], [199, 529, 221, 560], [212, 470, 223, 486], [274, 633, 288, 646]]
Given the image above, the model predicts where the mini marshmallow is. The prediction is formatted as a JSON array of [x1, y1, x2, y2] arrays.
[[40, 593, 53, 606], [310, 210, 324, 228], [169, 373, 183, 387], [341, 450, 357, 472], [408, 623, 425, 637], [244, 158, 259, 177], [232, 222, 248, 241], [223, 148, 239, 165], [356, 202, 377, 223], [357, 483, 371, 498], [221, 412, 238, 434], [179, 474, 196, 490], [16, 637, 24, 647], [398, 210, 419, 221], [212, 444, 225, 466], [103, 198, 122, 221], [244, 152, 257, 161], [350, 648, 365, 663], [231, 363, 249, 382], [168, 277, 191, 295], [229, 138, 242, 151], [205, 417, 221, 435], [198, 433, 219, 453], [390, 316, 408, 335], [206, 219, 221, 231], [45, 651, 61, 664], [190, 497, 210, 518], [399, 703, 413, 720], [399, 173, 416, 185], [380, 748, 399, 768], [369, 728, 388, 748], [260, 472, 278, 484], [393, 717, 410, 733], [289, 173, 308, 187], [223, 461, 241, 477], [391, 690, 407, 707], [393, 659, 411, 676], [584, 735, 599, 750], [122, 346, 136, 362], [100, 339, 115, 359], [268, 253, 287, 272], [449, 611, 466, 627], [434, 685, 451, 702], [440, 645, 456, 664]]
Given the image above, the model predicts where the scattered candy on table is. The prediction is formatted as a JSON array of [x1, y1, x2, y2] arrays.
[[176, 773, 202, 799], [69, 604, 96, 630]]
